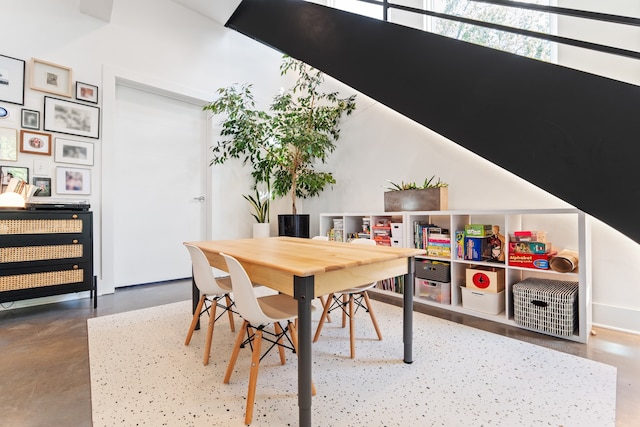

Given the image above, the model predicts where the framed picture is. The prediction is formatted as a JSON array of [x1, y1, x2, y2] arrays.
[[32, 176, 51, 196], [30, 58, 72, 97], [76, 82, 98, 103], [0, 127, 18, 161], [21, 109, 40, 130], [0, 54, 26, 105], [56, 166, 91, 195], [43, 96, 100, 139], [20, 129, 52, 155], [54, 137, 93, 166], [1, 165, 28, 186]]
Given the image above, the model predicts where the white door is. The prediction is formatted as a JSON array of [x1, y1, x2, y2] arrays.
[[111, 83, 207, 287]]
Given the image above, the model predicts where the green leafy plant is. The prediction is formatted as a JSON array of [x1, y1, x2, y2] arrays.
[[385, 176, 448, 191], [243, 189, 270, 223], [203, 55, 357, 215]]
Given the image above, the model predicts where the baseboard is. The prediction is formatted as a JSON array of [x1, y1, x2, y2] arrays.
[[592, 302, 640, 335]]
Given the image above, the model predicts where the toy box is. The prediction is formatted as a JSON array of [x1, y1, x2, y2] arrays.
[[508, 241, 551, 254], [464, 236, 491, 261], [465, 267, 505, 293], [464, 224, 493, 237], [508, 251, 557, 269]]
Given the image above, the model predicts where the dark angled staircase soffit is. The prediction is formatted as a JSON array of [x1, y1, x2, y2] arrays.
[[227, 0, 640, 244]]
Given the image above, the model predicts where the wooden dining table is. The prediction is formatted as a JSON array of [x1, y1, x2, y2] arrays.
[[186, 236, 425, 427]]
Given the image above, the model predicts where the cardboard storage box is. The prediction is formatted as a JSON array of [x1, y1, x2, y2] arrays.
[[415, 259, 451, 282], [415, 278, 451, 304], [464, 236, 491, 261], [508, 251, 557, 270], [513, 277, 578, 336], [461, 286, 505, 315], [508, 241, 551, 254], [465, 267, 505, 293], [464, 224, 493, 237]]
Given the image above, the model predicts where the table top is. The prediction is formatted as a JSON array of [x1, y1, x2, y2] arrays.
[[186, 237, 425, 297]]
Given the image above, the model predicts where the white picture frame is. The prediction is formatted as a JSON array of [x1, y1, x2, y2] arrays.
[[44, 96, 100, 139], [30, 58, 72, 97], [54, 137, 94, 166], [0, 127, 18, 161], [56, 166, 91, 195]]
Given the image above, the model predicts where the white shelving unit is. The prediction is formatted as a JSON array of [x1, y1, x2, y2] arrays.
[[319, 209, 592, 343]]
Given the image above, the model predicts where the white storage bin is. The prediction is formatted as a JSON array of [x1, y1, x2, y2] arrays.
[[460, 286, 505, 315], [391, 223, 403, 238]]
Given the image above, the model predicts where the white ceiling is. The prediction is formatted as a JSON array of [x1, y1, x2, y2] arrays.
[[169, 0, 243, 26]]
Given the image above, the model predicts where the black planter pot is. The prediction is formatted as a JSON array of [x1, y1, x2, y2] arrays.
[[278, 214, 310, 238]]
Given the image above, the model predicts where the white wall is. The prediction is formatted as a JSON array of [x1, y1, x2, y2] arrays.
[[1, 0, 638, 334]]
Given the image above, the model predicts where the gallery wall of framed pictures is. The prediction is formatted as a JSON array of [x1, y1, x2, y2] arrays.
[[0, 53, 100, 198]]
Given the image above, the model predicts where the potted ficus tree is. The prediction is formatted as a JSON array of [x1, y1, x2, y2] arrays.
[[204, 55, 356, 237]]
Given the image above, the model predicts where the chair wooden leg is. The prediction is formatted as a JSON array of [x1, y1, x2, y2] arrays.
[[224, 320, 248, 384], [225, 294, 235, 332], [349, 294, 356, 359], [363, 291, 383, 340], [245, 329, 263, 426], [313, 293, 334, 343], [318, 295, 332, 323], [289, 322, 316, 397], [274, 322, 286, 365], [203, 301, 218, 365], [185, 295, 205, 345]]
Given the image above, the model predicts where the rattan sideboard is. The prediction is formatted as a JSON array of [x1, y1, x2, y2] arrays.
[[0, 209, 96, 308]]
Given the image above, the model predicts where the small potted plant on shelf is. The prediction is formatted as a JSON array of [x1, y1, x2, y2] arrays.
[[383, 175, 449, 211], [204, 55, 357, 237], [243, 189, 270, 238]]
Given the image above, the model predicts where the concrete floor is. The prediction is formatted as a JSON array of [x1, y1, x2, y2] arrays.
[[0, 280, 638, 426]]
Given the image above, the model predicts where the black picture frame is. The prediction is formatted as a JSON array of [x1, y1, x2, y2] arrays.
[[43, 96, 100, 139], [32, 176, 51, 196], [0, 54, 26, 105], [21, 109, 40, 130], [76, 81, 99, 104]]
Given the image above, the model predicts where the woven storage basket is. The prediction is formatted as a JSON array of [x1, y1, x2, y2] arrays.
[[513, 277, 578, 336]]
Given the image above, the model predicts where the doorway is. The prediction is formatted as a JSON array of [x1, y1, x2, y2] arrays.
[[109, 82, 208, 288]]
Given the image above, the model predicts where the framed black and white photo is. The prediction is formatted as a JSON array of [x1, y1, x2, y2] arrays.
[[54, 137, 93, 166], [44, 96, 100, 139], [76, 82, 98, 103], [32, 176, 51, 196], [20, 129, 51, 155], [21, 109, 40, 130], [0, 54, 26, 105], [30, 58, 72, 97], [0, 127, 18, 161], [56, 166, 91, 195]]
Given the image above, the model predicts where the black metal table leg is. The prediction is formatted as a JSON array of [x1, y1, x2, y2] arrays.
[[294, 275, 314, 427]]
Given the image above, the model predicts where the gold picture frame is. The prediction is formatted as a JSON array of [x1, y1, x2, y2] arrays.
[[30, 58, 73, 97]]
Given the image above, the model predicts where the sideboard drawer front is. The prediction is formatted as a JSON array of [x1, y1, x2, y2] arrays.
[[0, 244, 84, 263], [0, 267, 86, 292], [0, 218, 83, 235]]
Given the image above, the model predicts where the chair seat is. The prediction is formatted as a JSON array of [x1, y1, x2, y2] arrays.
[[258, 294, 315, 321], [341, 282, 377, 294]]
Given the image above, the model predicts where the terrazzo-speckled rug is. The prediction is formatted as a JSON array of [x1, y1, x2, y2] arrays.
[[88, 299, 616, 426]]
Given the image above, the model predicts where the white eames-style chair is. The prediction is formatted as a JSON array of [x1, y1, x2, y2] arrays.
[[219, 252, 316, 425], [313, 238, 383, 359], [183, 243, 236, 366]]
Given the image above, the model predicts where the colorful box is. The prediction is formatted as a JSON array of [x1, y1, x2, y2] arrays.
[[465, 224, 493, 237], [461, 287, 505, 315], [465, 268, 505, 293], [415, 279, 451, 304], [455, 230, 464, 259], [464, 236, 491, 261], [508, 241, 551, 254], [508, 251, 557, 270]]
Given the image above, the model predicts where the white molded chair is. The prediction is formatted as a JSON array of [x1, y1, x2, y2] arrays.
[[183, 243, 236, 366], [220, 252, 316, 425], [313, 238, 383, 358]]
